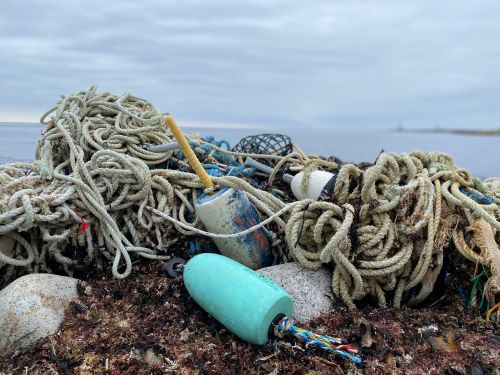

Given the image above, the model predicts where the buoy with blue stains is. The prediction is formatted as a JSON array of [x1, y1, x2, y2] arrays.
[[195, 187, 274, 269], [165, 115, 274, 270]]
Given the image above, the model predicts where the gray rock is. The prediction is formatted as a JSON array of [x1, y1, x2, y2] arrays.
[[0, 273, 80, 350], [257, 262, 334, 323]]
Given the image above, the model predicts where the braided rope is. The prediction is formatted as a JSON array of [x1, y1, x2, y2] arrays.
[[274, 317, 362, 364]]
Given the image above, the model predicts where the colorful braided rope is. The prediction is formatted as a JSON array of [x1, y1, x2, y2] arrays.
[[274, 317, 362, 364]]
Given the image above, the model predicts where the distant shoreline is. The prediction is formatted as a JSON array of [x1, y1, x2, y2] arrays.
[[2, 122, 499, 136], [0, 121, 262, 130], [394, 128, 500, 137], [0, 121, 41, 126]]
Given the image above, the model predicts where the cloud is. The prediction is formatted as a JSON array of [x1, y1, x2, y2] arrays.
[[1, 0, 500, 128]]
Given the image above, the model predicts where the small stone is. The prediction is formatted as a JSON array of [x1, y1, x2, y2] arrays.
[[402, 354, 413, 365], [116, 319, 131, 330], [145, 348, 164, 366], [0, 273, 80, 350], [257, 262, 334, 323]]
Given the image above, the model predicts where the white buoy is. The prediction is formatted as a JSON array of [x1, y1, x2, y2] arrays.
[[290, 170, 336, 201], [244, 158, 337, 201]]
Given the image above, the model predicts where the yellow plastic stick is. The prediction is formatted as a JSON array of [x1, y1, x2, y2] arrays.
[[486, 301, 500, 322], [165, 115, 214, 190]]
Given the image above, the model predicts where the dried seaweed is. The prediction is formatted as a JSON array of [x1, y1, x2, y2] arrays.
[[1, 259, 498, 375]]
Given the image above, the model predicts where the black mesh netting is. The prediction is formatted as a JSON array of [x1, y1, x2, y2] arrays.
[[232, 133, 293, 157]]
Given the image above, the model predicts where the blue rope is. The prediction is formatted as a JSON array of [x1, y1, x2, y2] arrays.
[[459, 187, 496, 205], [188, 241, 201, 256], [187, 241, 216, 256], [174, 135, 258, 183], [203, 136, 230, 150], [226, 165, 256, 178], [202, 164, 224, 176]]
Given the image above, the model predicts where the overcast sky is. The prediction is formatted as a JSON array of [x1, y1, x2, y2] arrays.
[[1, 0, 499, 129]]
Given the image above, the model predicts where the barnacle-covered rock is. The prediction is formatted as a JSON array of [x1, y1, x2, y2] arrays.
[[258, 262, 334, 322]]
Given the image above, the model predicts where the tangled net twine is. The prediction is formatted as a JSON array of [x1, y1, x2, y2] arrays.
[[0, 86, 499, 311]]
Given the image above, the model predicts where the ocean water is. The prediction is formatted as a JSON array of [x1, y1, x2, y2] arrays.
[[0, 123, 498, 178]]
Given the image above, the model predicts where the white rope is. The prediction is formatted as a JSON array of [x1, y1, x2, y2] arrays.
[[147, 201, 300, 238]]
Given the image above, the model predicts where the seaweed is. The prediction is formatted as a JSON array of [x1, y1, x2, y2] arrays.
[[1, 259, 498, 375]]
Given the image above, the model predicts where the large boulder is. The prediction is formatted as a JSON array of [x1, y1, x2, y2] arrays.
[[257, 262, 335, 323], [0, 273, 80, 350]]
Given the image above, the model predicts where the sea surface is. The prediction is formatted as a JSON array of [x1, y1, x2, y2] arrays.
[[0, 123, 498, 178]]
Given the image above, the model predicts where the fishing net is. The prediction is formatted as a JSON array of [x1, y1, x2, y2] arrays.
[[232, 134, 293, 159]]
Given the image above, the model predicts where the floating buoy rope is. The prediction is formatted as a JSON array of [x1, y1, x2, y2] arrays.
[[0, 86, 498, 314]]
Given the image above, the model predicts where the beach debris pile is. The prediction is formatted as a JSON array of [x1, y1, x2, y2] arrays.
[[0, 85, 499, 316]]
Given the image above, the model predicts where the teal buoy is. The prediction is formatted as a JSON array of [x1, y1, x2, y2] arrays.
[[183, 253, 292, 345], [182, 253, 362, 364]]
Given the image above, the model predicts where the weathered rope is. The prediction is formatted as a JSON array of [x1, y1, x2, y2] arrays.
[[0, 86, 293, 282], [274, 317, 362, 364], [147, 201, 300, 238]]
